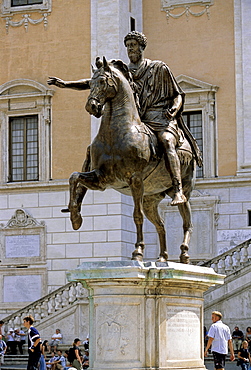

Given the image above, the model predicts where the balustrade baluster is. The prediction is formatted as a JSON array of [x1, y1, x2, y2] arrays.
[[69, 284, 77, 303], [76, 282, 86, 299], [8, 319, 14, 332], [28, 308, 34, 319], [41, 299, 48, 319], [13, 314, 21, 328], [3, 322, 8, 336], [235, 249, 241, 267], [226, 254, 234, 273], [243, 242, 249, 262], [34, 305, 41, 322], [48, 296, 56, 314], [213, 261, 218, 273], [55, 293, 63, 310], [220, 257, 226, 274], [62, 287, 70, 307]]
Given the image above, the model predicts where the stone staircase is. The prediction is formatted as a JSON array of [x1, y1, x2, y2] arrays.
[[200, 239, 251, 330], [199, 238, 251, 274], [1, 354, 28, 370], [1, 281, 89, 344]]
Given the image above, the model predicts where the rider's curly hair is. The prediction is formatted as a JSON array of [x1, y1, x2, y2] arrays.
[[124, 31, 147, 50]]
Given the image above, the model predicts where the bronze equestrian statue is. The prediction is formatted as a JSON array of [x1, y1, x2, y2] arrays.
[[48, 31, 202, 264]]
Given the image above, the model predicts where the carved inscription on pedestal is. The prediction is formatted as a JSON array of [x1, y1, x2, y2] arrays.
[[166, 306, 200, 359]]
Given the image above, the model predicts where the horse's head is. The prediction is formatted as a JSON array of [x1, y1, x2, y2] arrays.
[[85, 57, 118, 118]]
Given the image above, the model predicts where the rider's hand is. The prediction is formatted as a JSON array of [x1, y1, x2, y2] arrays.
[[47, 77, 66, 88]]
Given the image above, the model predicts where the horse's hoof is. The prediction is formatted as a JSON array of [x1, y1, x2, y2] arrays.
[[157, 252, 168, 262], [131, 244, 144, 262], [131, 254, 143, 262], [179, 243, 190, 264], [180, 253, 190, 264], [70, 212, 83, 230]]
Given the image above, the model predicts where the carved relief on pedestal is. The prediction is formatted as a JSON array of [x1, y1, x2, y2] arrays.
[[95, 303, 140, 363]]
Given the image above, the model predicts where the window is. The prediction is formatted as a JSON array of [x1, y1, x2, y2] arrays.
[[183, 111, 203, 178], [9, 115, 39, 182], [248, 211, 251, 227], [11, 0, 42, 6], [0, 79, 54, 184], [130, 17, 135, 31], [176, 74, 218, 178]]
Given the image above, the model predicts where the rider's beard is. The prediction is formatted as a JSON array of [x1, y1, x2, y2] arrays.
[[128, 50, 142, 64]]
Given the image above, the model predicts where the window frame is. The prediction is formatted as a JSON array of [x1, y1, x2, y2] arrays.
[[177, 74, 219, 178], [11, 0, 43, 6], [0, 79, 54, 185], [9, 115, 39, 182], [183, 110, 203, 178], [2, 0, 51, 15]]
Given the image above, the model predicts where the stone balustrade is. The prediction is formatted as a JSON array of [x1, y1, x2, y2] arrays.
[[200, 238, 251, 274], [2, 281, 88, 334]]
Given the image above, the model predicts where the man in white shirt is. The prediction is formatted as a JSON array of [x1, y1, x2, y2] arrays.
[[205, 311, 235, 370], [50, 329, 63, 352]]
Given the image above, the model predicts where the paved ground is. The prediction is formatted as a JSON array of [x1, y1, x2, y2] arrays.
[[1, 360, 239, 370], [205, 360, 239, 370]]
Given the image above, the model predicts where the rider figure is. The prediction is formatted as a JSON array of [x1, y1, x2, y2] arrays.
[[48, 31, 201, 206], [124, 31, 188, 206]]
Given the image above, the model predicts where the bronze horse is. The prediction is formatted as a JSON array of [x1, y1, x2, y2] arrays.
[[67, 57, 195, 263]]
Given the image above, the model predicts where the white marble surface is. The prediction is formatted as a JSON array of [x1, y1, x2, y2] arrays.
[[68, 261, 224, 370]]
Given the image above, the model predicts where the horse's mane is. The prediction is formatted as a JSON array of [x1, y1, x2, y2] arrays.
[[110, 59, 132, 83]]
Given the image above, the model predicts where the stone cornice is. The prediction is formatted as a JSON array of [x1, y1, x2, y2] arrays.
[[1, 175, 251, 194]]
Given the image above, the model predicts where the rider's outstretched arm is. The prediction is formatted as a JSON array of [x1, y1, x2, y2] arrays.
[[47, 77, 90, 90], [64, 79, 91, 90]]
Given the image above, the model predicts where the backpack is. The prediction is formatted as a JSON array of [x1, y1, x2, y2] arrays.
[[67, 347, 76, 364]]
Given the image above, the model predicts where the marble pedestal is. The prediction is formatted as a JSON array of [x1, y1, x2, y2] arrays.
[[67, 261, 224, 370]]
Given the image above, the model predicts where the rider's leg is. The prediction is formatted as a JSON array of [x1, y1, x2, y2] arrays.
[[158, 131, 186, 206]]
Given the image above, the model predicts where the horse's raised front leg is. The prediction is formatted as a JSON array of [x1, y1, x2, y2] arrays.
[[62, 145, 91, 215], [130, 173, 145, 262], [143, 192, 168, 262], [68, 168, 106, 230], [68, 172, 83, 230], [178, 200, 193, 264]]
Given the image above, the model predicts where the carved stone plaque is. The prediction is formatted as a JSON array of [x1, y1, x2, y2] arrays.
[[6, 234, 40, 258], [0, 209, 46, 265], [3, 274, 42, 302]]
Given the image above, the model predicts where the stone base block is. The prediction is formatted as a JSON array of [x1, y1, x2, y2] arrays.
[[67, 261, 224, 370]]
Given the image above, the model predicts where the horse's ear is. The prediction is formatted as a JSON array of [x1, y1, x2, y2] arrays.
[[103, 56, 110, 72], [96, 57, 103, 69]]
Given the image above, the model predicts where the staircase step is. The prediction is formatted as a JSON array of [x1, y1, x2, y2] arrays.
[[1, 364, 27, 370]]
